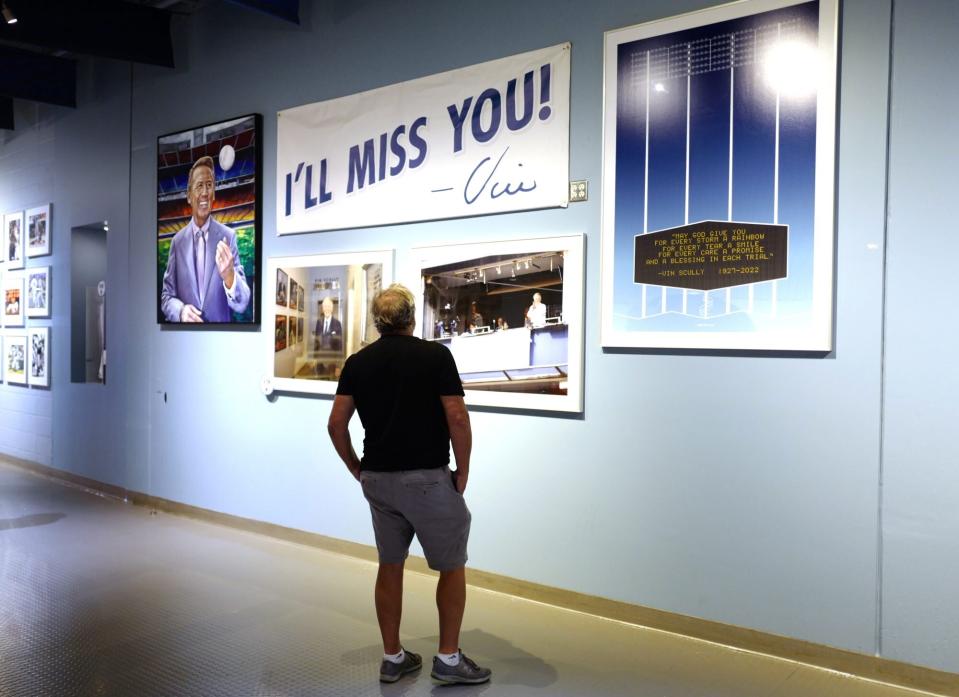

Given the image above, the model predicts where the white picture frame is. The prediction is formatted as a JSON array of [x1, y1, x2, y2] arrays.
[[410, 233, 585, 413], [3, 211, 24, 270], [600, 0, 838, 350], [3, 271, 24, 327], [25, 204, 51, 258], [262, 249, 394, 397], [25, 266, 50, 319], [4, 333, 27, 385], [28, 326, 49, 388]]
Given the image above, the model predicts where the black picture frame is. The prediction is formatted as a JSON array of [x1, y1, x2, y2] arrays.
[[156, 113, 263, 326]]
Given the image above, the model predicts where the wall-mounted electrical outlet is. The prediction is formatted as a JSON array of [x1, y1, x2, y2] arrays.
[[569, 180, 588, 202]]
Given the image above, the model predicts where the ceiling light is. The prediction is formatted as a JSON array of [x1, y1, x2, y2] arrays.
[[2, 4, 16, 24]]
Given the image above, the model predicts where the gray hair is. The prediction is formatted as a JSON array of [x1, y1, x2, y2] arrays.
[[372, 283, 416, 333]]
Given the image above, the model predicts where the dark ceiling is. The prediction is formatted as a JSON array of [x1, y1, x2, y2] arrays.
[[0, 0, 300, 130]]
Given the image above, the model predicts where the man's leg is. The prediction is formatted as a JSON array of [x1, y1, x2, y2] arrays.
[[436, 566, 466, 653], [375, 561, 405, 654]]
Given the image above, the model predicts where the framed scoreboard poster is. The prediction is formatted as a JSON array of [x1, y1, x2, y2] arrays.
[[601, 0, 838, 350]]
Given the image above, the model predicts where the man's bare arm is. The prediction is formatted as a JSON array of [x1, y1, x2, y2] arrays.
[[441, 395, 472, 493], [327, 395, 361, 481]]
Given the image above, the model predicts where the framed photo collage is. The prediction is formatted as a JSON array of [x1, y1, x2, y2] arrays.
[[2, 205, 51, 388]]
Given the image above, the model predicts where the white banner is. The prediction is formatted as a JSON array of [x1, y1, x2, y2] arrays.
[[277, 43, 570, 234]]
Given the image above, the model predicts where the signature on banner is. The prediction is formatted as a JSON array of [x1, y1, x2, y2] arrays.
[[432, 146, 537, 204]]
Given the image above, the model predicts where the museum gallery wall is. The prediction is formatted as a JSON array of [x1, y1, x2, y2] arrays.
[[14, 0, 945, 675], [230, 1, 832, 413]]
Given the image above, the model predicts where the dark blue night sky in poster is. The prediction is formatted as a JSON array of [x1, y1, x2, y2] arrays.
[[610, 1, 821, 335]]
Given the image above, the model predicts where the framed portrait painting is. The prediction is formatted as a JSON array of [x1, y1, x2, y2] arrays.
[[26, 205, 51, 258], [601, 0, 838, 350], [263, 250, 393, 396], [411, 233, 585, 413], [156, 114, 262, 325]]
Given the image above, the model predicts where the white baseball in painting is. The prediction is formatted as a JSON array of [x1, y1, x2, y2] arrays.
[[218, 144, 235, 172]]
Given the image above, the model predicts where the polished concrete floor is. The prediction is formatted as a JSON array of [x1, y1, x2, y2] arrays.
[[0, 462, 934, 697]]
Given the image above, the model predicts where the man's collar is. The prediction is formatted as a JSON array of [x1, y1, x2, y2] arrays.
[[191, 217, 211, 235]]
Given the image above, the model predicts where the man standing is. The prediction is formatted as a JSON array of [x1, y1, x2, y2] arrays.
[[327, 284, 491, 686], [314, 296, 343, 351], [525, 291, 547, 328], [160, 155, 251, 322]]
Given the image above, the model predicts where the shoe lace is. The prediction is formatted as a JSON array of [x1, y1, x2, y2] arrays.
[[460, 653, 479, 671]]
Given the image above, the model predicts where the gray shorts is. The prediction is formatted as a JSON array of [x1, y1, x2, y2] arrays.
[[359, 466, 471, 571]]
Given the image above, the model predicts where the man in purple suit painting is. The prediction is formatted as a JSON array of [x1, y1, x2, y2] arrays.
[[161, 155, 250, 322]]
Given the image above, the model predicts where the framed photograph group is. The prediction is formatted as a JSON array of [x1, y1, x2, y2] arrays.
[[601, 0, 838, 350], [264, 250, 393, 396]]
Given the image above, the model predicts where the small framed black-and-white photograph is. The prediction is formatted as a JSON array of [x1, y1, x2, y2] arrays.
[[5, 333, 26, 385], [26, 205, 51, 258], [28, 327, 49, 388], [25, 266, 50, 319], [4, 211, 24, 270]]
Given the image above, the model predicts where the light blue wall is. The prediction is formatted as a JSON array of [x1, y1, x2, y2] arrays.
[[882, 0, 959, 673], [0, 102, 56, 465], [1, 0, 956, 675]]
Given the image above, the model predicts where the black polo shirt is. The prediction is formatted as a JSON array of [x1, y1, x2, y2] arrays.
[[336, 334, 464, 472]]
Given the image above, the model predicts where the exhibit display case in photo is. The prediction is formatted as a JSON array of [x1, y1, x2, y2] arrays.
[[412, 234, 584, 413], [263, 250, 392, 396]]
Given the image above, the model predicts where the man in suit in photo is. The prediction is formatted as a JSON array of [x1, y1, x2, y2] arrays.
[[160, 155, 251, 322], [315, 296, 343, 351]]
